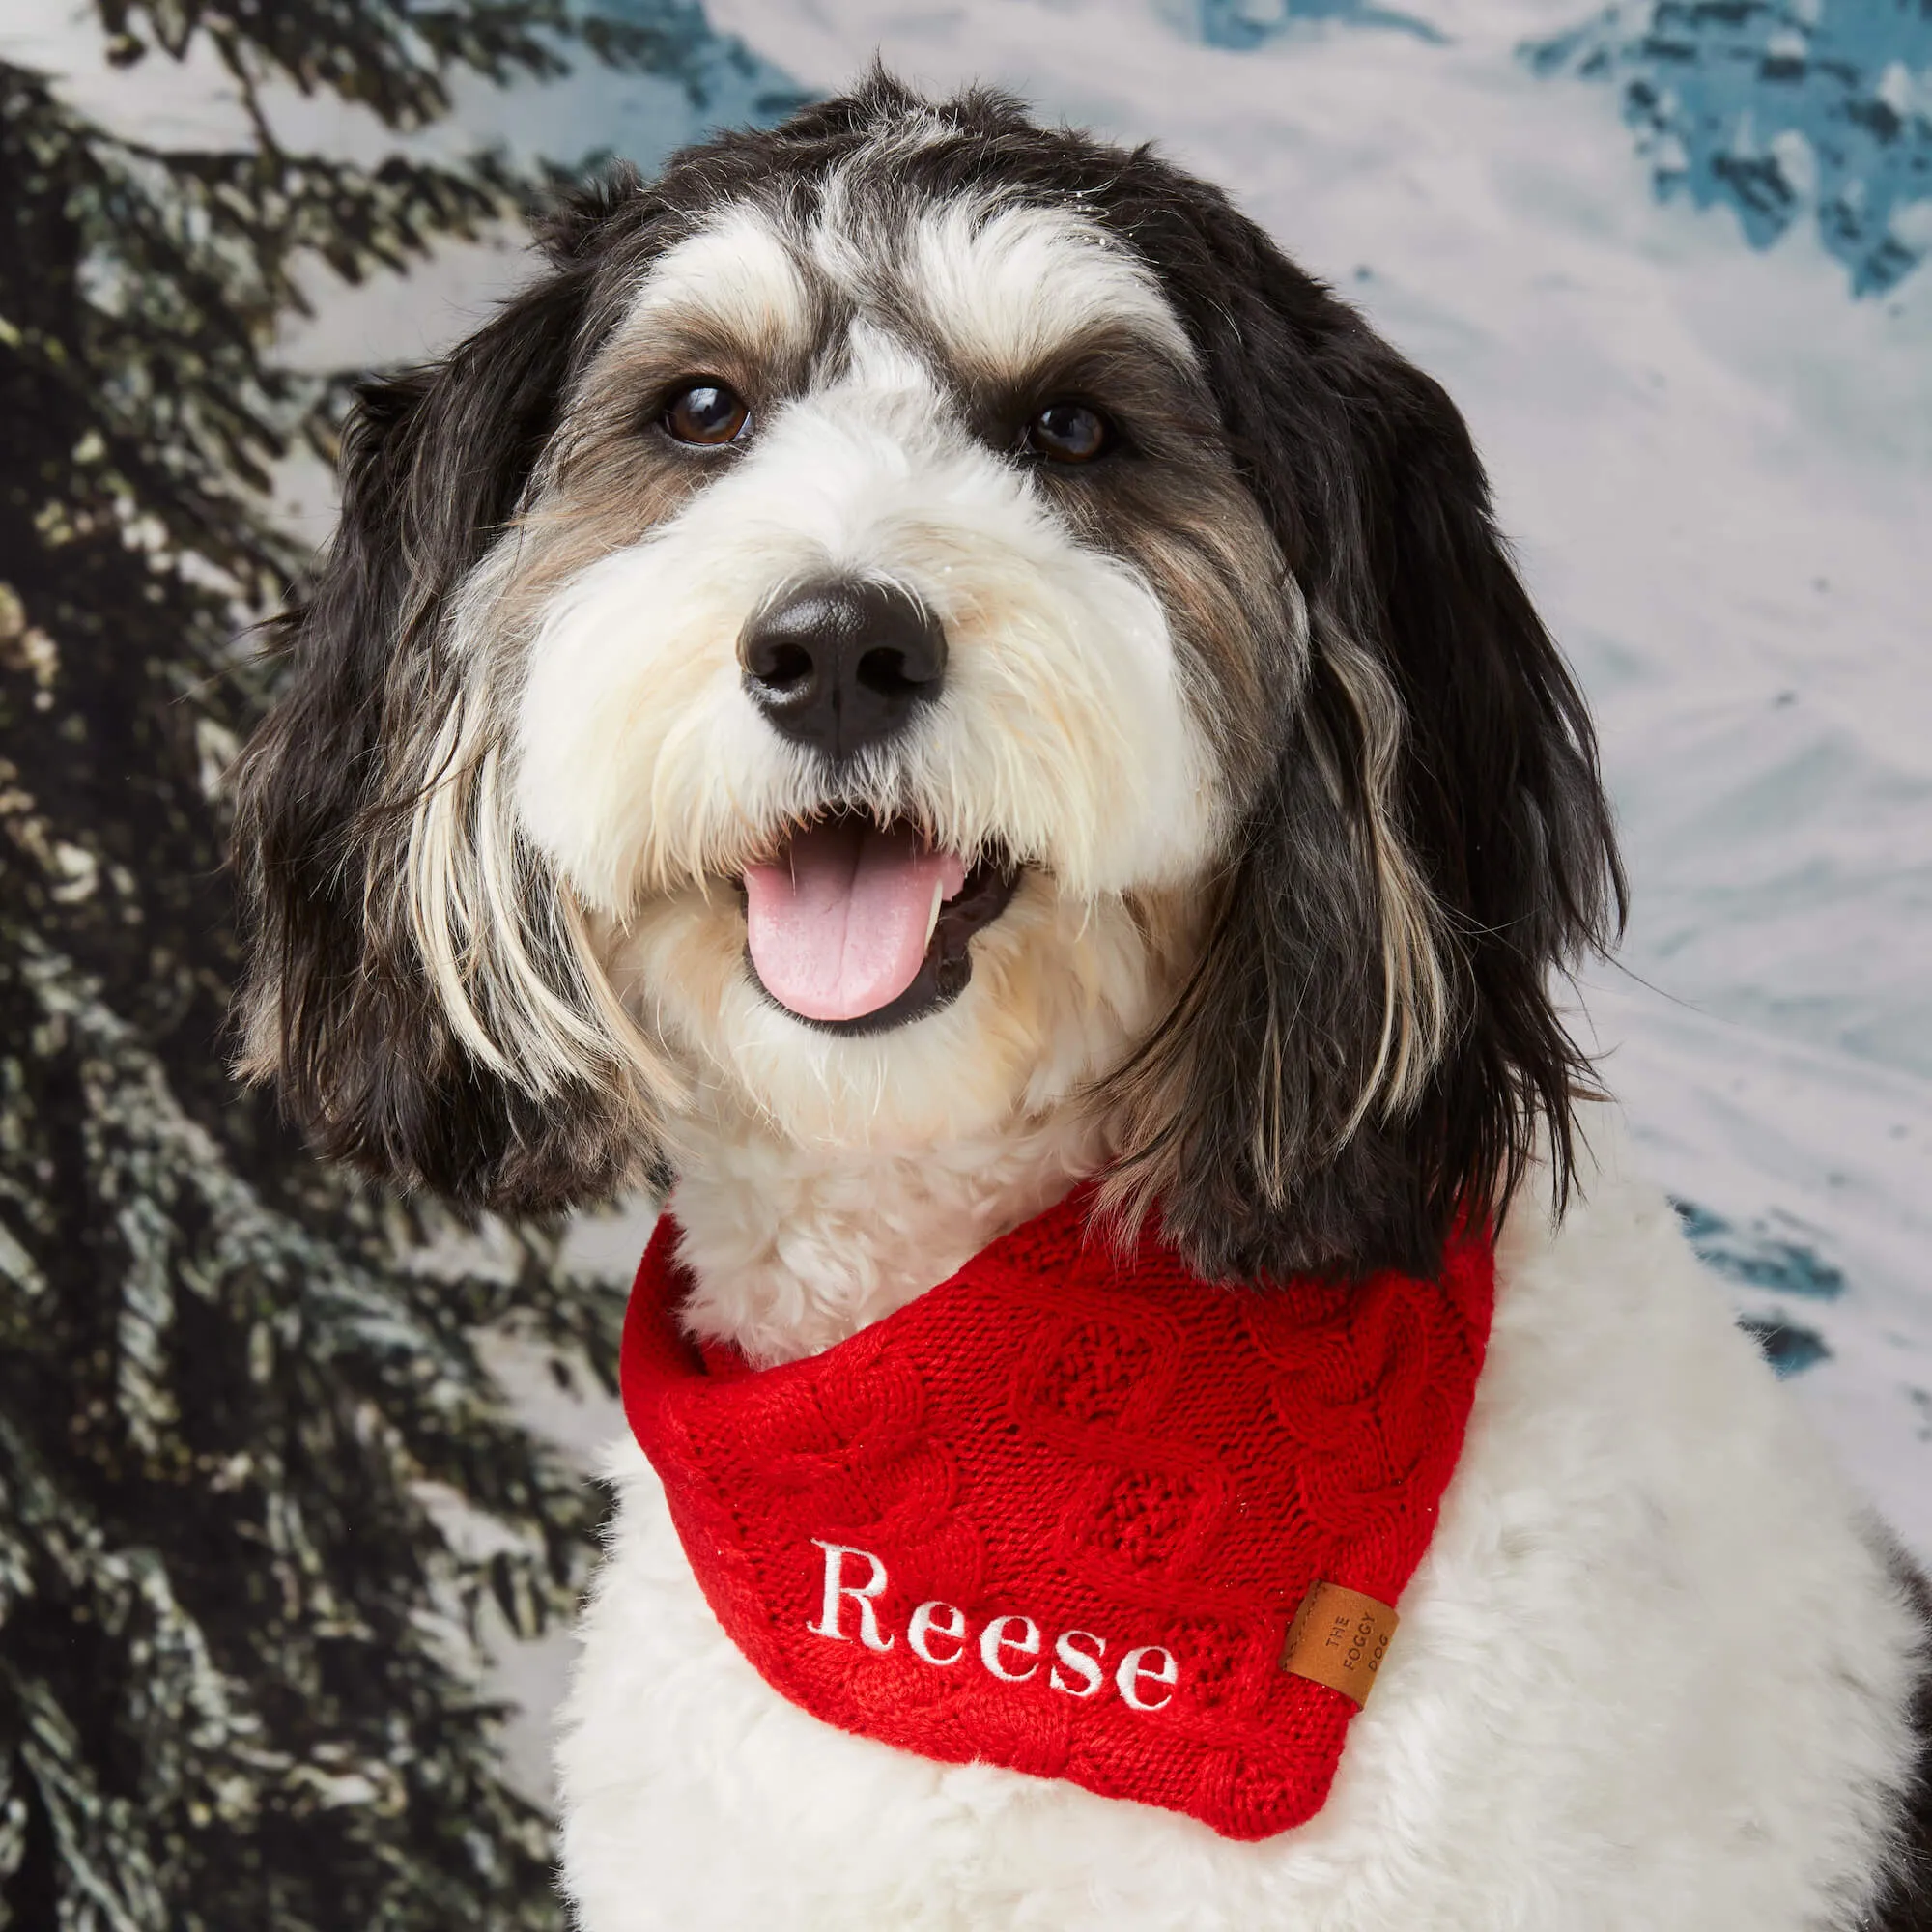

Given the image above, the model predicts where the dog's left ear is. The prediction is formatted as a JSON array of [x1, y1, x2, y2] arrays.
[[1106, 202, 1625, 1281]]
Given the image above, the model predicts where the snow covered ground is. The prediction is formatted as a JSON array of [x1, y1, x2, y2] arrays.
[[14, 0, 1926, 1789]]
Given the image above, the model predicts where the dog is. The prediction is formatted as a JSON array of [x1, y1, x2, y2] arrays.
[[231, 72, 1932, 1931]]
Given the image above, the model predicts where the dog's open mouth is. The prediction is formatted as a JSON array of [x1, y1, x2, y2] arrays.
[[741, 810, 1018, 1034]]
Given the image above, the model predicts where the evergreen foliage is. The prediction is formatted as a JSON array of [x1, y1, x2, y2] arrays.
[[0, 5, 741, 1923]]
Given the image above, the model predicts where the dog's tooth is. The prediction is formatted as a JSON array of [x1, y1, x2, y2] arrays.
[[926, 880, 945, 946]]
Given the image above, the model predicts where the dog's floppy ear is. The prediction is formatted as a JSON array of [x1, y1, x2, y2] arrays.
[[1107, 201, 1624, 1280], [231, 186, 673, 1213]]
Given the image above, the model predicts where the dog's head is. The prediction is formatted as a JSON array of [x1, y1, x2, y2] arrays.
[[232, 73, 1622, 1279]]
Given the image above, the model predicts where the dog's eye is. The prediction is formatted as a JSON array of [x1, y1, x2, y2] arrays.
[[663, 381, 751, 446], [1025, 402, 1112, 465]]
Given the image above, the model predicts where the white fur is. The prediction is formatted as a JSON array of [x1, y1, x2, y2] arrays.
[[895, 196, 1198, 373], [668, 1097, 1106, 1365], [511, 318, 1225, 916], [611, 207, 813, 357], [555, 1113, 1922, 1931]]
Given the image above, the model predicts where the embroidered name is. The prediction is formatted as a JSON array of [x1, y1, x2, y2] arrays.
[[808, 1540, 1180, 1711]]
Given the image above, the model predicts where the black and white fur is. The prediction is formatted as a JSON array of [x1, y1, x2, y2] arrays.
[[232, 75, 1932, 1930]]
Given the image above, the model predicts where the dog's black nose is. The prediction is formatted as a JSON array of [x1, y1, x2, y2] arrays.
[[740, 579, 946, 760]]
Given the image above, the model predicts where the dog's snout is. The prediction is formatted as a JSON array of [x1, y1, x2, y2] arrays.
[[740, 579, 946, 760]]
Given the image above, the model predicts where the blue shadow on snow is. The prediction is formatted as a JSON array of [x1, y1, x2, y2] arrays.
[[1185, 0, 1446, 49], [1525, 0, 1932, 296], [1671, 1198, 1842, 1376]]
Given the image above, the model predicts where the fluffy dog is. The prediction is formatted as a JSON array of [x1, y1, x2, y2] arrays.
[[232, 74, 1931, 1930]]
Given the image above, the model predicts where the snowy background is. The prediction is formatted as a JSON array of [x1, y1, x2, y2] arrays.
[[11, 0, 1926, 1795]]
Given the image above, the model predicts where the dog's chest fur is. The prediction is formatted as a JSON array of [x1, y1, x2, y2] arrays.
[[664, 1102, 1110, 1366], [556, 1126, 1924, 1932]]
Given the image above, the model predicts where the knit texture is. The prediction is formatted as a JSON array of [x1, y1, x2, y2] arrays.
[[620, 1186, 1494, 1841]]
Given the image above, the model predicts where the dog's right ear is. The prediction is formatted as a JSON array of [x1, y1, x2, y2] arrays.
[[231, 192, 672, 1213]]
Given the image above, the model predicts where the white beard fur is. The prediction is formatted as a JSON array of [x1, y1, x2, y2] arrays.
[[554, 1106, 1924, 1930]]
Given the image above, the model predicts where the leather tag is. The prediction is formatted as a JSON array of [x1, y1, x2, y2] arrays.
[[1281, 1582, 1399, 1705]]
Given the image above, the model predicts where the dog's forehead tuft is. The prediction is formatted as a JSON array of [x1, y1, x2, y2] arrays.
[[616, 204, 817, 359], [604, 183, 1196, 399], [889, 197, 1197, 379]]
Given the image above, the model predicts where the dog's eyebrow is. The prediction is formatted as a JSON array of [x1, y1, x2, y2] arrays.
[[616, 206, 815, 359], [899, 200, 1196, 380]]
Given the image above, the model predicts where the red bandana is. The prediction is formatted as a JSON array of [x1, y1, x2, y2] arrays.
[[620, 1186, 1493, 1841]]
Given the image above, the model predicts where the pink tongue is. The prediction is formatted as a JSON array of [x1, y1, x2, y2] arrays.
[[744, 821, 968, 1023]]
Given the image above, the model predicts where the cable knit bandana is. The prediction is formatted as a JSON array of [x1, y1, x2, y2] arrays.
[[620, 1186, 1493, 1841]]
